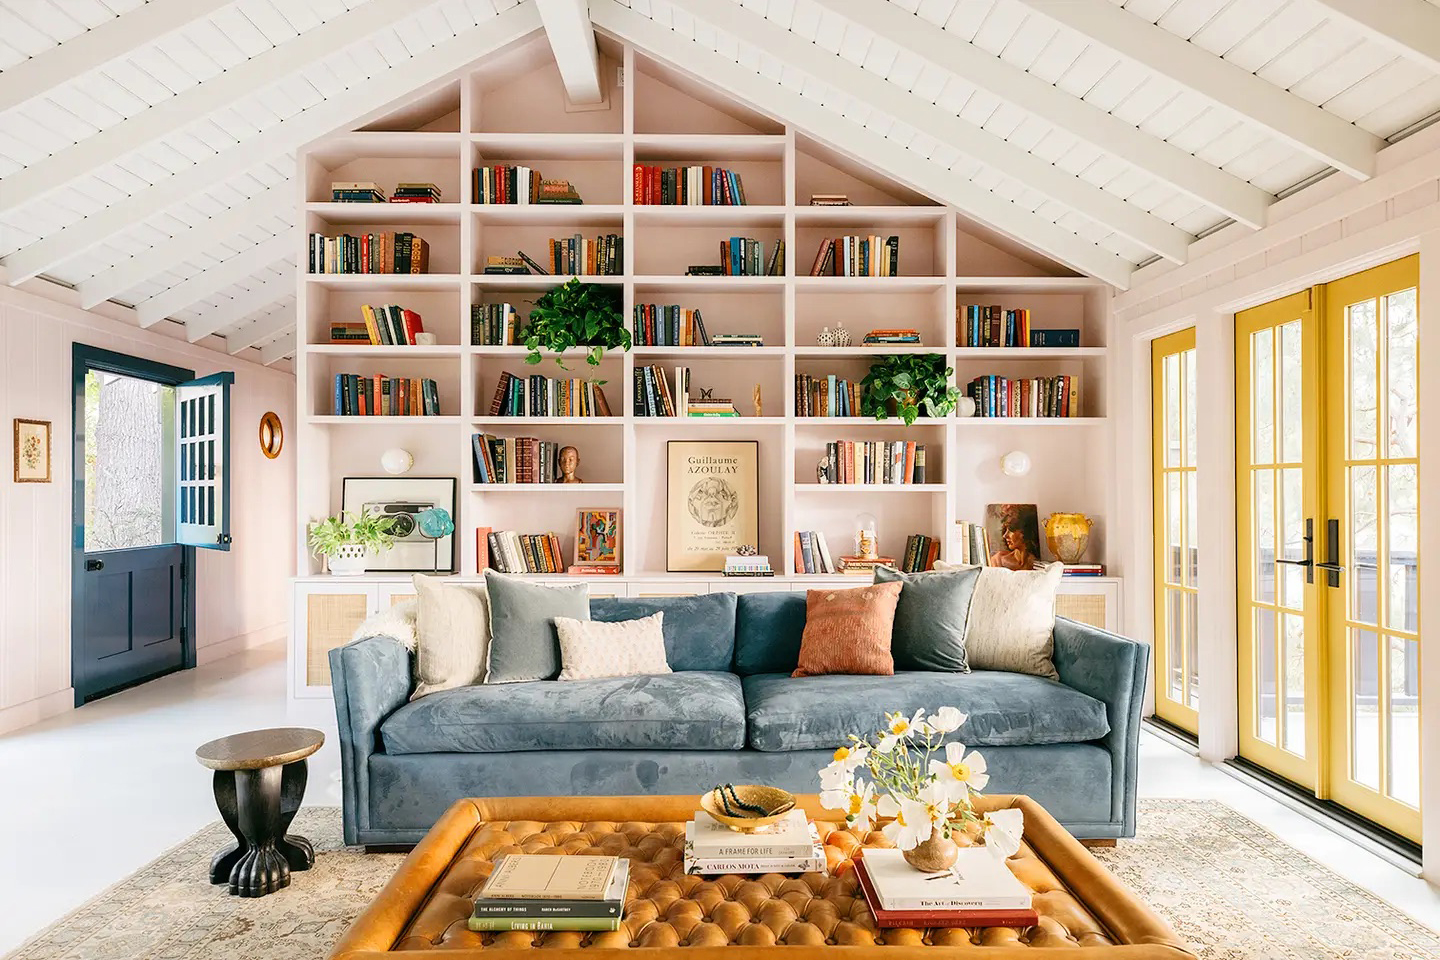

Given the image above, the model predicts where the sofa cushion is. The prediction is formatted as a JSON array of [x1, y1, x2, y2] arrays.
[[590, 593, 736, 672], [380, 671, 746, 754], [733, 591, 807, 675], [741, 671, 1109, 752]]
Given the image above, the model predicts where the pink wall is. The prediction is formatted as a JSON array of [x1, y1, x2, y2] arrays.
[[0, 285, 296, 734]]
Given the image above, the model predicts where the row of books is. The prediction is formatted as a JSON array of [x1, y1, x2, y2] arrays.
[[488, 372, 613, 418], [633, 164, 748, 205], [469, 855, 628, 932], [546, 235, 622, 275], [482, 530, 568, 575], [899, 533, 941, 573], [795, 374, 864, 417], [331, 376, 441, 417], [792, 530, 838, 574], [307, 232, 431, 274], [632, 304, 712, 346], [473, 165, 543, 204], [329, 181, 443, 203], [809, 235, 899, 277], [820, 440, 928, 485], [719, 237, 782, 276], [683, 809, 824, 875], [954, 521, 992, 567], [358, 304, 425, 345], [472, 435, 566, 485], [958, 305, 1082, 348], [863, 327, 921, 344], [964, 375, 1081, 418], [471, 302, 523, 346]]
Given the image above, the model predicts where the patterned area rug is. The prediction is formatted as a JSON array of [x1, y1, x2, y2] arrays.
[[4, 800, 1436, 959]]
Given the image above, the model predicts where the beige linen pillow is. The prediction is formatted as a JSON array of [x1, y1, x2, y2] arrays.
[[410, 574, 491, 699], [554, 612, 671, 681], [935, 560, 1064, 679]]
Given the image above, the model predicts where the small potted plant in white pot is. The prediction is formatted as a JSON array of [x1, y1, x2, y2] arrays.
[[307, 510, 398, 576]]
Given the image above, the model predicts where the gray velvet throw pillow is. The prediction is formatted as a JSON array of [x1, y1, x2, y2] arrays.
[[483, 571, 590, 683], [873, 565, 982, 672]]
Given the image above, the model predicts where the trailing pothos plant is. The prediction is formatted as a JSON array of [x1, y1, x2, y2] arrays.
[[860, 353, 962, 426], [306, 510, 398, 558], [523, 278, 630, 369]]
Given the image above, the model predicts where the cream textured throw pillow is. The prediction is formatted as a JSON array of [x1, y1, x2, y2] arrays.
[[410, 575, 491, 700], [554, 612, 672, 681], [935, 561, 1064, 679]]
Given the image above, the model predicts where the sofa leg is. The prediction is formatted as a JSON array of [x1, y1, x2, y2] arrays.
[[1080, 839, 1117, 848]]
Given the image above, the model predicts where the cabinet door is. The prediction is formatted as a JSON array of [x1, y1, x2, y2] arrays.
[[630, 581, 708, 597], [712, 579, 792, 594], [1055, 580, 1122, 633], [378, 582, 419, 608], [292, 582, 377, 697]]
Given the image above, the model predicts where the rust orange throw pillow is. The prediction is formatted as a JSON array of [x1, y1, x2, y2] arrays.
[[792, 581, 903, 678]]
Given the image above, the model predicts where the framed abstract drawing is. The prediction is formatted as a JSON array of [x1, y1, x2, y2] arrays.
[[574, 508, 621, 568]]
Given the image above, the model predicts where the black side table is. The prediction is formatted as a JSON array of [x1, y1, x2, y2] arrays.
[[195, 727, 325, 897]]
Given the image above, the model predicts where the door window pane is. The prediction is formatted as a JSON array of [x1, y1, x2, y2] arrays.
[[1185, 591, 1200, 709], [1182, 349, 1197, 467], [1184, 472, 1198, 587], [83, 371, 175, 552], [1279, 467, 1304, 610], [1167, 589, 1184, 701], [1385, 288, 1417, 459], [1282, 612, 1305, 756], [1252, 328, 1274, 464], [1257, 609, 1277, 745], [1352, 628, 1380, 791], [1351, 465, 1378, 625], [1387, 636, 1419, 808], [1255, 469, 1275, 603], [1348, 299, 1378, 460], [1164, 353, 1181, 468], [1167, 473, 1182, 583], [1387, 465, 1417, 633], [1279, 319, 1303, 463]]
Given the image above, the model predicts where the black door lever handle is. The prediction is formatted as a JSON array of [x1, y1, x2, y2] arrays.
[[1275, 518, 1315, 584], [85, 558, 104, 571]]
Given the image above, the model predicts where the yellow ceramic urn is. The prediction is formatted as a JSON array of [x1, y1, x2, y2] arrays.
[[1044, 512, 1093, 564]]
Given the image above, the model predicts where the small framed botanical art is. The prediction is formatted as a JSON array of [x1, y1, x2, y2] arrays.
[[667, 440, 759, 572], [13, 418, 51, 483], [574, 508, 621, 567]]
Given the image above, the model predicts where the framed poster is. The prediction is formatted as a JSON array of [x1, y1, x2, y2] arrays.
[[341, 476, 457, 572], [984, 502, 1042, 570], [574, 507, 621, 567], [13, 418, 51, 483], [667, 440, 759, 572]]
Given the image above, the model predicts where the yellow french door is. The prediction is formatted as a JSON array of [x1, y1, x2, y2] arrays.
[[1236, 256, 1420, 842], [1152, 328, 1199, 734]]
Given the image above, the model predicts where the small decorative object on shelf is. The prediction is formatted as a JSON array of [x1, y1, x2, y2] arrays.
[[833, 321, 852, 347], [557, 445, 582, 483], [965, 374, 1080, 418], [999, 450, 1031, 477], [753, 384, 763, 418], [417, 507, 455, 571], [701, 784, 795, 831], [957, 396, 977, 418], [307, 510, 398, 576], [817, 706, 991, 872], [574, 508, 620, 568], [861, 354, 961, 426], [816, 325, 835, 347], [855, 513, 879, 560], [633, 164, 749, 205], [985, 503, 1042, 571], [735, 543, 758, 556], [380, 448, 412, 475], [1043, 512, 1093, 564], [816, 454, 831, 484], [524, 278, 629, 367]]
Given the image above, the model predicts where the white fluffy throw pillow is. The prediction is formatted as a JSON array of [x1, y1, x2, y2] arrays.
[[352, 599, 418, 650], [554, 612, 672, 681], [935, 561, 1063, 679]]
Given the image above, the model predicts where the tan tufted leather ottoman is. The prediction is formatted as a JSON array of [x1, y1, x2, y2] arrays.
[[329, 795, 1193, 959]]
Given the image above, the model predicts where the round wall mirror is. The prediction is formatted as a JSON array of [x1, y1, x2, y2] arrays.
[[258, 411, 284, 459]]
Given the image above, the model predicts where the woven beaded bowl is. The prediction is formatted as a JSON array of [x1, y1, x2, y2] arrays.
[[700, 784, 797, 833]]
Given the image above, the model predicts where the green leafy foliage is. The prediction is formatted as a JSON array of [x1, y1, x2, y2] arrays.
[[523, 278, 630, 369], [307, 510, 398, 558], [860, 353, 961, 426]]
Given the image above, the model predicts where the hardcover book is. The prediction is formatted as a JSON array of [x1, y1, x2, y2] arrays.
[[852, 858, 1038, 929], [854, 848, 1032, 912], [480, 855, 619, 901], [687, 809, 813, 859]]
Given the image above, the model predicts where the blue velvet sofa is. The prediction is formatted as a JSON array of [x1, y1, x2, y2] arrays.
[[330, 591, 1148, 847]]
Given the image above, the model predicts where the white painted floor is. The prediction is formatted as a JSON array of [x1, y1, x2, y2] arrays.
[[0, 641, 1437, 955]]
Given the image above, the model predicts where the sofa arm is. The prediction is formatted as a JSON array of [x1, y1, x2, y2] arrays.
[[1051, 617, 1150, 837], [329, 636, 412, 845]]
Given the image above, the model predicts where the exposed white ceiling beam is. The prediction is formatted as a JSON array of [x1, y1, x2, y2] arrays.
[[75, 184, 292, 308], [813, 0, 1272, 228], [0, 0, 232, 115], [1, 0, 427, 214], [260, 331, 297, 365], [1309, 0, 1440, 74], [2, 1, 543, 284], [228, 307, 296, 354], [536, 0, 604, 103], [1013, 0, 1383, 180], [133, 237, 291, 327], [186, 272, 294, 342], [591, 0, 1131, 286], [673, 0, 1189, 263]]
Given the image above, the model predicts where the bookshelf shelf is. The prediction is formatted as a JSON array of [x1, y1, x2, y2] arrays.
[[294, 40, 1115, 586]]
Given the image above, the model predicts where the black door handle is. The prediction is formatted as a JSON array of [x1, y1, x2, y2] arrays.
[[85, 559, 104, 571], [1275, 518, 1315, 584], [1317, 518, 1344, 587]]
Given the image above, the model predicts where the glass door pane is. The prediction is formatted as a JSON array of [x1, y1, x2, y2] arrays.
[[83, 371, 177, 552], [1151, 328, 1198, 734]]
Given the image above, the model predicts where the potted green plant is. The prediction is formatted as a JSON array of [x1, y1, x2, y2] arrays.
[[307, 510, 399, 576], [860, 353, 962, 426], [524, 278, 630, 368]]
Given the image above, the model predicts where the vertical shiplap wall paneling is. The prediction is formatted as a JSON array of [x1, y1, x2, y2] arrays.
[[780, 126, 798, 569], [459, 74, 477, 575], [621, 44, 638, 575], [942, 210, 959, 547]]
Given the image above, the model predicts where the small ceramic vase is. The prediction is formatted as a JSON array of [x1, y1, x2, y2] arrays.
[[903, 835, 959, 872], [834, 321, 852, 347], [957, 396, 977, 418], [328, 543, 368, 577], [817, 326, 836, 346]]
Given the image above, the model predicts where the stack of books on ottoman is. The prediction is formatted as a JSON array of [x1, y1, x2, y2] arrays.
[[469, 854, 629, 932], [853, 847, 1038, 929], [684, 809, 825, 875]]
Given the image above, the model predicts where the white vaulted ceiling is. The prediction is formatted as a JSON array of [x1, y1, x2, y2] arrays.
[[3, 0, 1440, 361]]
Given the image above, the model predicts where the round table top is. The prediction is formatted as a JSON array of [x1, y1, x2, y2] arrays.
[[195, 727, 325, 771]]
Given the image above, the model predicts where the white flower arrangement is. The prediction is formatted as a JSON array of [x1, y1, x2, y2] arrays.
[[818, 706, 990, 851]]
